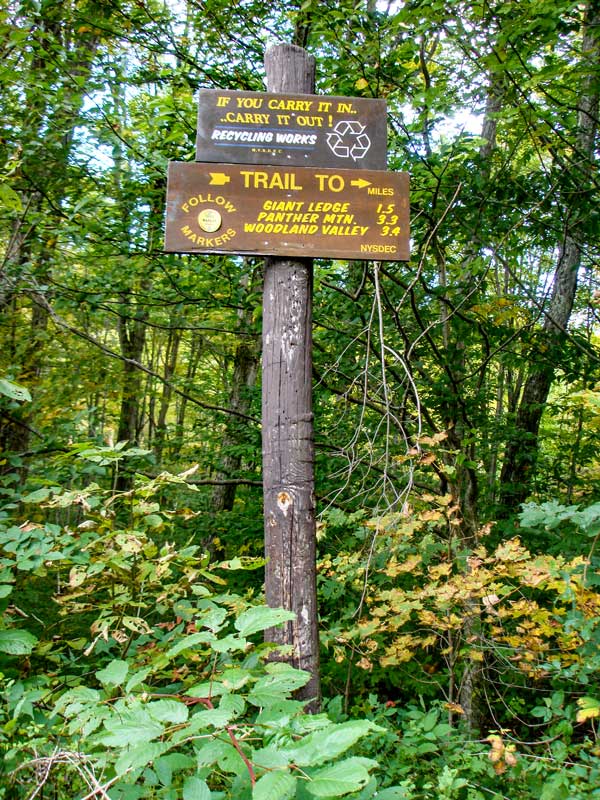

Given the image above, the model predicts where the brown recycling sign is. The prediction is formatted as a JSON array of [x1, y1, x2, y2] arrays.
[[195, 89, 388, 170]]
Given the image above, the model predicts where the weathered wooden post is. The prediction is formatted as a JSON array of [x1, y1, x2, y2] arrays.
[[164, 55, 408, 713], [261, 44, 320, 709]]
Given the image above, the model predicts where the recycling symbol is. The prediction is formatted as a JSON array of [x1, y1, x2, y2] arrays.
[[326, 120, 371, 161]]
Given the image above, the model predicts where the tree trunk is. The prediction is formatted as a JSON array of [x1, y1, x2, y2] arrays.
[[212, 263, 261, 512], [172, 333, 203, 457], [499, 0, 600, 511], [116, 302, 147, 446], [262, 44, 320, 710], [154, 325, 182, 463], [212, 337, 260, 511]]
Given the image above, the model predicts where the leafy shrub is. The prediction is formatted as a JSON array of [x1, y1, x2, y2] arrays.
[[0, 459, 401, 799]]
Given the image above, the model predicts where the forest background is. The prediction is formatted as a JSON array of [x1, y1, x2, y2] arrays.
[[2, 0, 600, 798]]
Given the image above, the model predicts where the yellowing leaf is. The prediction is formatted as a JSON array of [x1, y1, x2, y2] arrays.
[[482, 594, 501, 615], [420, 509, 442, 522], [444, 702, 465, 715], [418, 432, 448, 446], [467, 555, 484, 571], [69, 567, 87, 588], [355, 78, 369, 91], [418, 610, 439, 627], [487, 735, 504, 762], [520, 562, 551, 587], [385, 554, 421, 576], [428, 563, 452, 580], [486, 735, 517, 775], [494, 538, 530, 563], [576, 697, 600, 723], [357, 619, 382, 636]]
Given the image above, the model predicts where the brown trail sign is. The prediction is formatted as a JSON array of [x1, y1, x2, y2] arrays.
[[164, 161, 409, 261], [196, 88, 387, 169]]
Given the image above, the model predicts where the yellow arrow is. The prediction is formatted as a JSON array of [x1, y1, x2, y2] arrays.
[[209, 173, 231, 186], [350, 178, 372, 189]]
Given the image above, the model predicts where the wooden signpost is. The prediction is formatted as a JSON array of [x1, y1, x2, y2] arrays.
[[164, 43, 409, 711]]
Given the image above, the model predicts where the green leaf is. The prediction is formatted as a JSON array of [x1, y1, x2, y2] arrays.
[[0, 629, 37, 655], [353, 776, 378, 800], [253, 745, 292, 770], [235, 606, 296, 638], [211, 633, 247, 653], [540, 772, 570, 800], [183, 776, 211, 800], [143, 513, 164, 528], [221, 668, 252, 691], [421, 709, 438, 732], [198, 605, 228, 632], [99, 709, 164, 747], [166, 632, 215, 659], [0, 378, 30, 402], [188, 706, 234, 730], [115, 741, 169, 776], [196, 738, 230, 767], [125, 666, 152, 692], [196, 739, 246, 775], [95, 659, 129, 687], [306, 758, 373, 797], [375, 788, 412, 799], [54, 687, 101, 717], [149, 698, 189, 724], [0, 183, 23, 212], [154, 753, 196, 788], [187, 681, 224, 699], [253, 771, 296, 800], [247, 663, 312, 707], [219, 692, 246, 718], [282, 721, 379, 767], [21, 488, 52, 503], [255, 699, 306, 726]]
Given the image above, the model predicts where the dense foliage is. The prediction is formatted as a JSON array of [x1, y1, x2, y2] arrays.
[[2, 0, 600, 797]]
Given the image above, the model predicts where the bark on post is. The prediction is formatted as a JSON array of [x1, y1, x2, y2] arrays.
[[262, 44, 320, 710]]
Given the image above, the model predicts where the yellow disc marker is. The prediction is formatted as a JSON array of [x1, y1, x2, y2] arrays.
[[198, 208, 222, 233]]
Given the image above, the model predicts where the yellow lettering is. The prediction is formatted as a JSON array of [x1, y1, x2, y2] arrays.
[[268, 98, 313, 112], [307, 201, 349, 213], [224, 111, 270, 125], [322, 224, 369, 236], [296, 115, 324, 127], [315, 174, 344, 192], [236, 96, 264, 109], [360, 244, 397, 253], [182, 194, 236, 214], [263, 200, 304, 212], [240, 170, 303, 190]]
